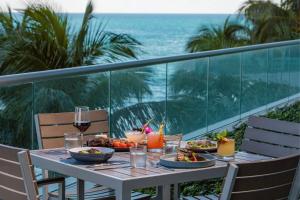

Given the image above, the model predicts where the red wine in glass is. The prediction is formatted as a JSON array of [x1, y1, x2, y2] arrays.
[[73, 121, 91, 132]]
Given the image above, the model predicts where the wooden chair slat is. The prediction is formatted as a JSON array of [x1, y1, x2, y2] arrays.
[[248, 116, 300, 135], [0, 185, 28, 200], [0, 158, 23, 178], [38, 110, 108, 125], [40, 121, 109, 138], [240, 140, 300, 157], [42, 138, 65, 149], [234, 168, 296, 191], [0, 171, 26, 193], [230, 183, 292, 200], [0, 144, 24, 162], [244, 127, 300, 148], [237, 155, 300, 176], [18, 151, 39, 200]]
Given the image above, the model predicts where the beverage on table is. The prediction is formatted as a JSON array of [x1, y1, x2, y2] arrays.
[[73, 106, 91, 146], [73, 121, 91, 132], [64, 132, 81, 150], [217, 139, 235, 157], [164, 134, 182, 154], [130, 146, 147, 168], [215, 130, 235, 159], [125, 131, 146, 147], [147, 123, 164, 152]]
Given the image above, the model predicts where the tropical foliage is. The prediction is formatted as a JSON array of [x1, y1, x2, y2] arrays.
[[0, 1, 147, 148], [186, 0, 300, 52], [186, 17, 248, 52]]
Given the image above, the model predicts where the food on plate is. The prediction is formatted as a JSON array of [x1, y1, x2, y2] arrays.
[[87, 137, 135, 149], [187, 140, 217, 150], [176, 148, 206, 162], [87, 136, 112, 147], [112, 139, 135, 148], [79, 148, 102, 154]]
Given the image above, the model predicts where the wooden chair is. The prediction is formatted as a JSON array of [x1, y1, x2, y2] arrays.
[[35, 110, 109, 149], [0, 144, 65, 200], [240, 116, 300, 158], [184, 154, 300, 200], [183, 116, 300, 200], [34, 110, 150, 200]]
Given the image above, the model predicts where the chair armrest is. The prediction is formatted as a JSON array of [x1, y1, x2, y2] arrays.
[[37, 177, 65, 200]]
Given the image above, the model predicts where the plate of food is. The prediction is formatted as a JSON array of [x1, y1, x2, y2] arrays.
[[87, 137, 135, 152], [159, 148, 216, 168], [69, 147, 114, 163], [186, 140, 217, 153]]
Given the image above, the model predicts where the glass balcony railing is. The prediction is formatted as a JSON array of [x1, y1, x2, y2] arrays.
[[0, 40, 299, 149]]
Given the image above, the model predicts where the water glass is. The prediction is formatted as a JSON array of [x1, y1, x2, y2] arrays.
[[130, 146, 147, 168], [64, 132, 81, 150], [164, 134, 182, 154]]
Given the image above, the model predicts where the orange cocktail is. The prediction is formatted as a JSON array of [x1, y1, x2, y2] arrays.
[[147, 132, 164, 150], [217, 139, 235, 157]]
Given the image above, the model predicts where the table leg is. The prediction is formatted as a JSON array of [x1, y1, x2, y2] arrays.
[[42, 169, 49, 200], [115, 187, 131, 200], [77, 179, 84, 200], [173, 184, 180, 200], [157, 185, 171, 200]]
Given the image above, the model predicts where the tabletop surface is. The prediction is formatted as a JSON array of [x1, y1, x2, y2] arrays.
[[30, 148, 271, 182]]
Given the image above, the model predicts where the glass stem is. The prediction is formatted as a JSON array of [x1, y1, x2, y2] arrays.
[[81, 132, 84, 147]]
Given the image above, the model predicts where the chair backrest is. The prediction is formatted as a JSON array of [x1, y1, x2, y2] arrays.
[[35, 110, 109, 149], [221, 154, 300, 200], [240, 116, 300, 157], [0, 144, 38, 200]]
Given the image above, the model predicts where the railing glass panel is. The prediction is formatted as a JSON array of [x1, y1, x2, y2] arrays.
[[0, 83, 33, 148], [268, 46, 293, 103], [110, 64, 166, 137], [207, 53, 241, 130], [167, 59, 208, 137], [289, 45, 300, 95], [241, 49, 268, 115]]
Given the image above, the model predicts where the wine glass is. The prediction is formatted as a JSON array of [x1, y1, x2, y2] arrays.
[[73, 106, 91, 146]]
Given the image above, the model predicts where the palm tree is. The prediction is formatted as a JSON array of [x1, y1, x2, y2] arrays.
[[238, 0, 299, 43], [186, 17, 248, 52], [0, 2, 142, 74], [186, 0, 299, 53], [0, 1, 151, 148]]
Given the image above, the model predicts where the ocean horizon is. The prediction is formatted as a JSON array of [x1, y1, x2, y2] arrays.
[[69, 14, 238, 58]]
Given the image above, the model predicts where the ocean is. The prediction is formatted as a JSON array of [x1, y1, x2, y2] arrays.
[[69, 14, 233, 103], [69, 14, 231, 58]]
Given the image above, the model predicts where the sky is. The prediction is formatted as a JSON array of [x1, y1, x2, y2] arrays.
[[0, 0, 253, 14]]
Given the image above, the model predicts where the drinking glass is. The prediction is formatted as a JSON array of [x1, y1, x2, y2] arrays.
[[164, 134, 182, 154], [217, 139, 235, 160], [147, 132, 164, 152], [130, 145, 147, 168], [64, 132, 81, 150], [125, 131, 145, 147], [73, 106, 91, 146]]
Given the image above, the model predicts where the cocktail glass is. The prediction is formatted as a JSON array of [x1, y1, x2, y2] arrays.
[[217, 139, 235, 160], [147, 132, 164, 152], [125, 131, 146, 147]]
